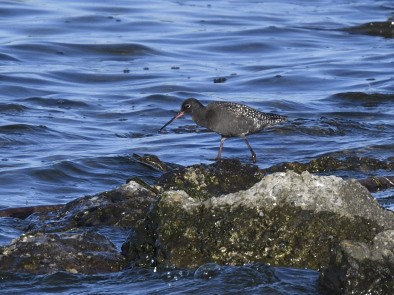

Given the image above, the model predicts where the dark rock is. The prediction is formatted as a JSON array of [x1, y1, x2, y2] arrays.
[[265, 155, 393, 175], [213, 77, 227, 83], [132, 153, 179, 172], [0, 204, 63, 219], [358, 176, 394, 193], [266, 155, 343, 173], [0, 231, 126, 274], [319, 230, 394, 294], [155, 159, 265, 200], [344, 21, 394, 38], [123, 171, 394, 271], [28, 180, 158, 232], [0, 180, 158, 275]]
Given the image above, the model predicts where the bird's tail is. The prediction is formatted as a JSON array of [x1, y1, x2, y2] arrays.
[[263, 113, 288, 125]]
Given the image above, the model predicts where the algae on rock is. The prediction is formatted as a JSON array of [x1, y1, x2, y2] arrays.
[[123, 170, 393, 271]]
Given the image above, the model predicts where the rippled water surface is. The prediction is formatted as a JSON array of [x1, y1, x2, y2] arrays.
[[1, 0, 393, 293]]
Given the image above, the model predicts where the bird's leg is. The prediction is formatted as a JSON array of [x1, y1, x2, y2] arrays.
[[216, 136, 227, 161], [241, 135, 257, 163]]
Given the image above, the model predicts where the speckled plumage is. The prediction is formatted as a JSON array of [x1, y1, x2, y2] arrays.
[[206, 101, 287, 135], [159, 98, 287, 163]]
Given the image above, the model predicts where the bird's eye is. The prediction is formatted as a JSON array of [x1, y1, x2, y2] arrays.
[[185, 104, 191, 109]]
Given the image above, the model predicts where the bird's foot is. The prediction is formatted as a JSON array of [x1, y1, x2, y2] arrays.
[[251, 153, 257, 163]]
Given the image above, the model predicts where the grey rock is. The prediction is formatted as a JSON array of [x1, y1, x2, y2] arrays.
[[319, 230, 394, 294], [123, 171, 393, 272], [221, 171, 393, 229]]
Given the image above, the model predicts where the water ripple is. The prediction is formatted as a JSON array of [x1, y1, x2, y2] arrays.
[[1, 0, 393, 292]]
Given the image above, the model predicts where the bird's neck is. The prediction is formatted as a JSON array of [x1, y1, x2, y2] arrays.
[[191, 104, 207, 127]]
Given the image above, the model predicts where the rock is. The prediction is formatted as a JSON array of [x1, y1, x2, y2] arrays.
[[0, 231, 126, 274], [344, 21, 394, 38], [123, 171, 394, 271], [319, 230, 394, 294], [358, 176, 394, 193], [0, 180, 159, 275], [0, 204, 64, 219], [266, 154, 393, 175], [132, 153, 179, 172], [155, 159, 265, 200], [1, 158, 393, 293], [28, 180, 158, 232], [245, 171, 393, 229]]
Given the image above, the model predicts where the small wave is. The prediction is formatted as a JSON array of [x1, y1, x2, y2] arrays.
[[0, 52, 19, 61], [0, 124, 49, 135], [4, 41, 160, 65], [60, 42, 159, 57], [0, 103, 29, 114], [283, 116, 387, 137], [22, 97, 90, 109], [8, 42, 158, 57], [329, 92, 394, 106]]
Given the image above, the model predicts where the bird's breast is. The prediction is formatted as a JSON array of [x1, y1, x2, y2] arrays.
[[206, 110, 256, 137]]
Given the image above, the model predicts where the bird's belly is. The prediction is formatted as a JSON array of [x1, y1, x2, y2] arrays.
[[195, 109, 265, 137], [210, 117, 262, 137]]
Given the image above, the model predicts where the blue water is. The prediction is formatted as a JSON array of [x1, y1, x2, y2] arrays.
[[1, 0, 393, 293]]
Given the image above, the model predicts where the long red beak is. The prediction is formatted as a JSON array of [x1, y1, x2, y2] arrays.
[[158, 111, 185, 132]]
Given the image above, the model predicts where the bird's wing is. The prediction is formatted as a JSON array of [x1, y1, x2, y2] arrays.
[[214, 102, 287, 125]]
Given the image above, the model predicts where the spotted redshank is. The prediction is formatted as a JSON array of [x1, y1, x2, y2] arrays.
[[159, 98, 287, 163]]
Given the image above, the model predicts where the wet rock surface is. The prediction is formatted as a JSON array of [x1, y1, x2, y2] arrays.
[[28, 180, 158, 233], [156, 159, 265, 200], [344, 21, 394, 38], [132, 153, 178, 172], [0, 180, 158, 274], [0, 158, 393, 293], [265, 154, 393, 175], [0, 231, 126, 274], [123, 171, 393, 269], [319, 230, 394, 294]]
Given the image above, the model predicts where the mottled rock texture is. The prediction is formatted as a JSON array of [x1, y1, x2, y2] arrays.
[[123, 171, 393, 270], [1, 159, 393, 294], [0, 231, 126, 274]]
